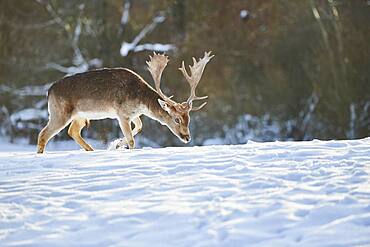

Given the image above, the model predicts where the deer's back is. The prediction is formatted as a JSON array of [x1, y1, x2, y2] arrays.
[[50, 68, 155, 101]]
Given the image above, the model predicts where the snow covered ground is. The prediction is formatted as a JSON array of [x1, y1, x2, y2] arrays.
[[0, 138, 370, 246]]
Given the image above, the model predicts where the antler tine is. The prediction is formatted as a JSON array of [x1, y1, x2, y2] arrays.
[[190, 101, 207, 111], [146, 53, 172, 102], [178, 51, 214, 109]]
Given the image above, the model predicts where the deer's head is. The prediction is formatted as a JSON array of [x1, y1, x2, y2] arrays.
[[147, 51, 214, 143]]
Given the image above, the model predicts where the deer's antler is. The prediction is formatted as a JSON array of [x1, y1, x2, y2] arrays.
[[179, 51, 214, 111], [146, 53, 173, 102]]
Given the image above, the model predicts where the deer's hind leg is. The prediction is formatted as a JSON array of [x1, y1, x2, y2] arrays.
[[68, 117, 94, 151], [37, 112, 72, 154]]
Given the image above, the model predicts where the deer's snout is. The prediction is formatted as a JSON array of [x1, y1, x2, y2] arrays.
[[180, 134, 191, 143]]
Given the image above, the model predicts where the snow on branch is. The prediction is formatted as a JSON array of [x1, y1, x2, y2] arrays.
[[120, 13, 176, 56], [119, 0, 131, 35], [0, 84, 51, 97], [45, 62, 88, 76], [121, 1, 131, 25], [38, 2, 102, 76], [133, 43, 176, 53], [45, 19, 102, 76], [46, 20, 89, 75], [10, 108, 48, 125], [72, 20, 84, 66]]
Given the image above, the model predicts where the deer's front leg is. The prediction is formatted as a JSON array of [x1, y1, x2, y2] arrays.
[[118, 116, 135, 149]]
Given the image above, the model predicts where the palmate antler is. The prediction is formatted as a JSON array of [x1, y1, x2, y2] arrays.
[[146, 52, 174, 103], [147, 51, 214, 112], [179, 51, 214, 111]]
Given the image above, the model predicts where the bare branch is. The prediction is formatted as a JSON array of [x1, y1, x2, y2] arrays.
[[119, 0, 131, 35], [120, 13, 175, 56]]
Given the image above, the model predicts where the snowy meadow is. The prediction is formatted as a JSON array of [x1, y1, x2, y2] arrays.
[[1, 138, 369, 246], [1, 1, 370, 246]]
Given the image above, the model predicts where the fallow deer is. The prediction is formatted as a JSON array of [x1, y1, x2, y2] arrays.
[[37, 51, 214, 153]]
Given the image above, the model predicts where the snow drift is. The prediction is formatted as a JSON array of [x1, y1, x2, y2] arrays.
[[0, 138, 370, 246]]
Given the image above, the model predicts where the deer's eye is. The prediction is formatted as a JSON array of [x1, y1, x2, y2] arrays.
[[174, 117, 181, 124]]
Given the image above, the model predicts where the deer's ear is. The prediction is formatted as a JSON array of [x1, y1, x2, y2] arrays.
[[158, 99, 171, 113]]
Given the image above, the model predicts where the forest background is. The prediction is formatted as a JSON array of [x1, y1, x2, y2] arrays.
[[0, 0, 369, 147]]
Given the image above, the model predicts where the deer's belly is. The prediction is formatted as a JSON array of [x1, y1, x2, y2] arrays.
[[77, 111, 117, 120]]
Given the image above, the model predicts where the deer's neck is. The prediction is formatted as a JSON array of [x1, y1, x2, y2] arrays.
[[141, 90, 171, 126]]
